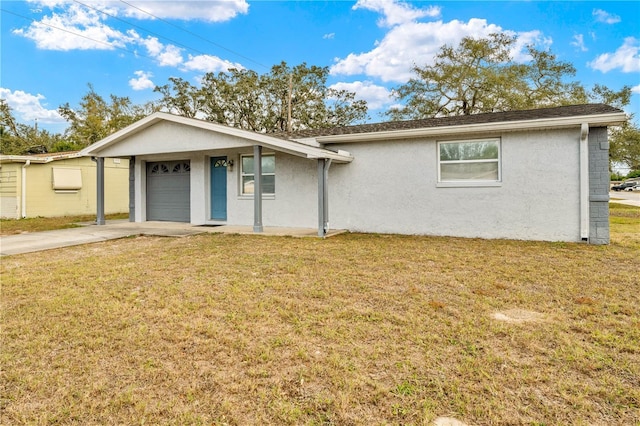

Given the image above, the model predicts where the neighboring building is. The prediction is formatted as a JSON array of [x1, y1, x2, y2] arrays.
[[0, 152, 129, 219], [80, 104, 626, 244]]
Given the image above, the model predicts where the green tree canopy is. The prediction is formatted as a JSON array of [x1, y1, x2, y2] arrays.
[[609, 119, 640, 174], [387, 33, 631, 120], [0, 99, 66, 155], [58, 84, 157, 147], [155, 61, 368, 133]]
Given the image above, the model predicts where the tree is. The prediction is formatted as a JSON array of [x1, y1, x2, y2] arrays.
[[155, 62, 368, 133], [387, 33, 629, 120], [0, 99, 66, 154], [609, 119, 640, 174], [59, 84, 158, 147]]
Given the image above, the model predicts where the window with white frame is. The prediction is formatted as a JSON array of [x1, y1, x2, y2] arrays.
[[438, 139, 501, 183], [241, 153, 275, 195]]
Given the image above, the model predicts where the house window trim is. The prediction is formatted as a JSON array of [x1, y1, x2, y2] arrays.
[[238, 152, 276, 199], [436, 138, 502, 188]]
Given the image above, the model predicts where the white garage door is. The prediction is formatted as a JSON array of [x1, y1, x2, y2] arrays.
[[146, 161, 190, 222]]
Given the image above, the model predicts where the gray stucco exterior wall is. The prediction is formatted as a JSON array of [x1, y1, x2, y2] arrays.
[[588, 127, 610, 244]]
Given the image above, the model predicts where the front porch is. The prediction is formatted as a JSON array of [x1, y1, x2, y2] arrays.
[[81, 112, 354, 238], [91, 220, 348, 238]]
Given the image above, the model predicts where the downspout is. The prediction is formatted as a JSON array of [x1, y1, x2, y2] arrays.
[[21, 160, 31, 218], [317, 158, 332, 237], [580, 123, 589, 241], [253, 145, 263, 233]]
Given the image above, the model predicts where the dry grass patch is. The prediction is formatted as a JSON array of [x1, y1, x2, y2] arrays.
[[0, 213, 128, 236], [2, 209, 639, 424]]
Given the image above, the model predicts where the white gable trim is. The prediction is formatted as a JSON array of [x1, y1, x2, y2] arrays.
[[79, 112, 353, 163]]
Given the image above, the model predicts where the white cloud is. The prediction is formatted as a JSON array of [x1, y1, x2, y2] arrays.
[[182, 55, 243, 73], [323, 33, 335, 40], [353, 0, 441, 27], [632, 84, 640, 95], [156, 44, 184, 67], [129, 70, 155, 90], [25, 0, 249, 22], [330, 81, 392, 110], [0, 88, 65, 124], [15, 2, 249, 70], [331, 18, 503, 82], [589, 37, 640, 73], [128, 32, 183, 67], [571, 34, 587, 52], [119, 0, 249, 22], [134, 32, 163, 56], [507, 30, 552, 63], [593, 9, 621, 24], [13, 3, 131, 51], [332, 0, 557, 84]]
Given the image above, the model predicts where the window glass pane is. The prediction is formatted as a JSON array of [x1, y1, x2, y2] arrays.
[[242, 176, 254, 194], [440, 141, 499, 161], [262, 155, 275, 174], [441, 162, 499, 181], [262, 175, 275, 194], [242, 156, 254, 174]]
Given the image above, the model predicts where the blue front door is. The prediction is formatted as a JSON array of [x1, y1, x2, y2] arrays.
[[211, 157, 227, 220]]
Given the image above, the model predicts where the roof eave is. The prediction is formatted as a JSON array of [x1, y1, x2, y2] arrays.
[[313, 112, 628, 144], [0, 152, 83, 164], [80, 112, 353, 163]]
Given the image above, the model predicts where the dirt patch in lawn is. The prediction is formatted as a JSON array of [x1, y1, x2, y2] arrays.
[[491, 309, 546, 324]]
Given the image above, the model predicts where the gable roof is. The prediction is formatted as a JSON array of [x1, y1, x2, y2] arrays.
[[79, 104, 626, 161], [283, 104, 626, 143], [80, 112, 354, 163]]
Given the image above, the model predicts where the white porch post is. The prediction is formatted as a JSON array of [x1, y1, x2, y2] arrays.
[[96, 156, 105, 225], [129, 156, 135, 222], [253, 145, 263, 233]]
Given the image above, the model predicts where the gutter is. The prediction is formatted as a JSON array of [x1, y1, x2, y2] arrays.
[[579, 123, 589, 241], [21, 160, 31, 218], [313, 112, 627, 144]]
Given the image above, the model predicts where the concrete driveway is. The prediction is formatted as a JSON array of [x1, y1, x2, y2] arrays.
[[610, 190, 640, 207], [0, 221, 344, 256]]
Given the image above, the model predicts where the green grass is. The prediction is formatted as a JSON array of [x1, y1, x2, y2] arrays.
[[0, 213, 128, 236], [1, 207, 639, 424], [609, 203, 640, 249]]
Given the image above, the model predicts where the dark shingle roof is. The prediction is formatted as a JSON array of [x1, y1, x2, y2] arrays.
[[278, 104, 623, 140]]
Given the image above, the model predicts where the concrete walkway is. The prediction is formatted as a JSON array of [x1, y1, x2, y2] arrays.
[[0, 221, 346, 256]]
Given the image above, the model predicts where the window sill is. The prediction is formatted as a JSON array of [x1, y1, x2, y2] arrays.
[[238, 194, 276, 200], [436, 181, 502, 188]]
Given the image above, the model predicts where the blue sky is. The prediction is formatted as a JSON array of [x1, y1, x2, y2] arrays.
[[1, 0, 639, 134]]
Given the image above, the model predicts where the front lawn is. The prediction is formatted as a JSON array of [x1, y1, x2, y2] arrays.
[[1, 207, 639, 424], [0, 213, 128, 236]]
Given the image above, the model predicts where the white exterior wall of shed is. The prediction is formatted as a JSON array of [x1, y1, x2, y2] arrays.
[[327, 127, 582, 242]]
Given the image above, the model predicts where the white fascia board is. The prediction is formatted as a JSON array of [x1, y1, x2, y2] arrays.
[[0, 152, 83, 164], [314, 112, 628, 144], [80, 112, 353, 162]]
